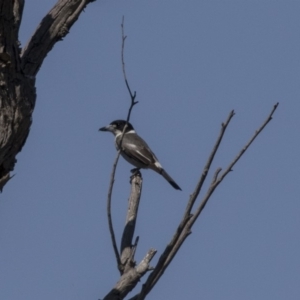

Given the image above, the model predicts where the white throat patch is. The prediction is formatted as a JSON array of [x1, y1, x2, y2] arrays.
[[115, 129, 136, 137]]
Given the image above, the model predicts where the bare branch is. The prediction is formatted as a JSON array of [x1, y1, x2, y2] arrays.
[[104, 171, 150, 300], [107, 164, 143, 275], [217, 102, 279, 182], [118, 17, 138, 148], [105, 17, 139, 273], [132, 103, 279, 300], [120, 172, 143, 273], [121, 16, 137, 103], [187, 103, 281, 227], [21, 0, 96, 76], [192, 102, 280, 224], [184, 110, 235, 218], [106, 97, 139, 273], [103, 248, 156, 300], [107, 151, 123, 271], [212, 167, 222, 183]]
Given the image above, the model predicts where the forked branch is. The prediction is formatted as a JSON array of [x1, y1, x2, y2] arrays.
[[129, 103, 279, 300]]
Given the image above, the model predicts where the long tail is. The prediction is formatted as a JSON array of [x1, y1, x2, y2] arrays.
[[161, 169, 182, 190]]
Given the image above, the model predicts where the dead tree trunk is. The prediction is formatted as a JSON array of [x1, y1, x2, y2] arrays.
[[0, 0, 96, 191]]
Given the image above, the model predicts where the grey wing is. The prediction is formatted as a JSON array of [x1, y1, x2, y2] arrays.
[[121, 134, 160, 168]]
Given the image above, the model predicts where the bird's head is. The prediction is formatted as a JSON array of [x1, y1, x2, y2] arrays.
[[99, 120, 135, 136]]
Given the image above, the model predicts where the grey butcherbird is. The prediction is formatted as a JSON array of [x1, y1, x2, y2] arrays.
[[99, 120, 181, 190]]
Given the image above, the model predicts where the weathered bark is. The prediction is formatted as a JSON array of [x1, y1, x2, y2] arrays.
[[0, 0, 96, 191], [0, 0, 34, 191], [103, 248, 156, 300], [120, 172, 142, 272], [104, 173, 157, 300]]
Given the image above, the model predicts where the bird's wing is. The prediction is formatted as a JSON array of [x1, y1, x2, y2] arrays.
[[121, 134, 159, 167]]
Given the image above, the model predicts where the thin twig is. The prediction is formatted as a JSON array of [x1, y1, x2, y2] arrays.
[[217, 102, 279, 183], [189, 103, 279, 226], [120, 16, 138, 145], [184, 110, 235, 217], [107, 151, 122, 271], [212, 168, 222, 183], [121, 16, 138, 105]]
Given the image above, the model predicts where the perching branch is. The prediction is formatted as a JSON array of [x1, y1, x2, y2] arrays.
[[104, 173, 157, 300], [104, 18, 166, 300], [120, 171, 143, 272], [105, 17, 139, 274]]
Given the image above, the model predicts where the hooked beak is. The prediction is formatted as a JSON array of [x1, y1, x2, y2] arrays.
[[99, 126, 108, 132], [99, 124, 113, 132]]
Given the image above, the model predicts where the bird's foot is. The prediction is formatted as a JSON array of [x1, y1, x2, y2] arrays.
[[130, 168, 141, 175], [130, 168, 141, 183]]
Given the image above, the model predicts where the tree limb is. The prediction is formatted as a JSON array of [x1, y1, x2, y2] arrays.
[[120, 171, 143, 273], [21, 0, 96, 76], [104, 172, 156, 300], [103, 248, 156, 300], [130, 103, 279, 300]]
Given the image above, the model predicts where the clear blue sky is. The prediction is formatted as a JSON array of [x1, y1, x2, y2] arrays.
[[1, 1, 299, 299]]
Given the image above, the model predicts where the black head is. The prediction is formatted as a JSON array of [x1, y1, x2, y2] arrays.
[[99, 120, 134, 135]]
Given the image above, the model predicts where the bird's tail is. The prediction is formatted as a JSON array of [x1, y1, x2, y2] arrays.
[[161, 169, 182, 191]]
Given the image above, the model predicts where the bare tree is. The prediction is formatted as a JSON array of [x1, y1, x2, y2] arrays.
[[101, 21, 279, 300], [0, 0, 96, 191], [0, 2, 279, 299]]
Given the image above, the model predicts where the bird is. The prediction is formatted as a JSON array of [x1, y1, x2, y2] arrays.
[[99, 120, 181, 190]]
